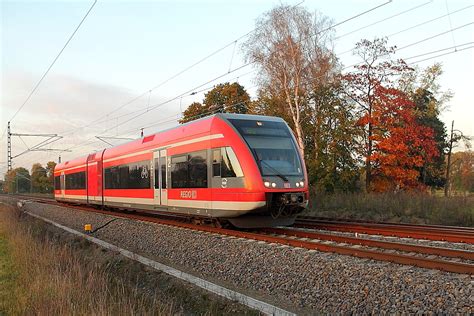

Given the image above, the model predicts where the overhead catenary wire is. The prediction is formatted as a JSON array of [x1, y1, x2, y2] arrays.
[[8, 0, 474, 170], [6, 0, 97, 124], [335, 0, 433, 40], [0, 0, 98, 144], [61, 97, 257, 154], [58, 1, 395, 154], [342, 21, 474, 71], [408, 45, 473, 64], [56, 1, 307, 139], [337, 4, 474, 56], [63, 38, 474, 157], [403, 42, 473, 60], [396, 21, 473, 51], [56, 0, 392, 144]]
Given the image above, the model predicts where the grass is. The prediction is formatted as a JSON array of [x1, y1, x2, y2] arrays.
[[0, 202, 256, 315], [0, 232, 16, 314], [0, 203, 174, 315], [304, 192, 474, 227]]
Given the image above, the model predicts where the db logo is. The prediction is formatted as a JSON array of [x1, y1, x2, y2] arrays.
[[180, 190, 197, 199]]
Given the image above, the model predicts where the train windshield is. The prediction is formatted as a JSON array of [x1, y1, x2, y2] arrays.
[[228, 119, 303, 177]]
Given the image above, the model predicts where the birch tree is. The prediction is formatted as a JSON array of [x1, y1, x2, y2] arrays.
[[243, 5, 337, 157]]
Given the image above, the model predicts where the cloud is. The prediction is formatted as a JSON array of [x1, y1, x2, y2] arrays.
[[1, 71, 181, 172]]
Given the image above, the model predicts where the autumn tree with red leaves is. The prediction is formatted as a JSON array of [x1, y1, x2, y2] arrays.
[[343, 38, 438, 192], [368, 86, 438, 191]]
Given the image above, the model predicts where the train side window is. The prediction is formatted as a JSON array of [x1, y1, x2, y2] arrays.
[[171, 151, 207, 188], [188, 151, 207, 188], [104, 160, 150, 189], [212, 147, 243, 178], [160, 156, 167, 189], [105, 166, 119, 189], [65, 171, 86, 190], [171, 155, 187, 188], [54, 176, 61, 190], [212, 149, 221, 177]]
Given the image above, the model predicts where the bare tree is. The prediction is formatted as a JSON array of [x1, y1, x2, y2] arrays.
[[243, 5, 337, 157]]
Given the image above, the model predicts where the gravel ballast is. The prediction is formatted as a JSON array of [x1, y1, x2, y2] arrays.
[[9, 198, 474, 314]]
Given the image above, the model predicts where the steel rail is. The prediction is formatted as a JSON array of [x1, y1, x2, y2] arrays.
[[298, 215, 474, 233], [303, 219, 474, 235], [15, 197, 474, 275], [294, 220, 474, 244], [261, 227, 474, 260]]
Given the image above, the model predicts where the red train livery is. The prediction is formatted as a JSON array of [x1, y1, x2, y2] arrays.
[[54, 114, 309, 227]]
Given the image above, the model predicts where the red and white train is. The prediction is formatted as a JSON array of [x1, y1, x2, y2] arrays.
[[54, 114, 309, 227]]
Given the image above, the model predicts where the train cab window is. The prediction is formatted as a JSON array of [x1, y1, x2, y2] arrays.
[[212, 147, 243, 178], [54, 176, 61, 190], [171, 151, 207, 188]]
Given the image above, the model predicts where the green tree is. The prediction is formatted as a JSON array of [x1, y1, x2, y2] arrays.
[[249, 90, 293, 125], [251, 82, 360, 193], [451, 151, 474, 194], [45, 161, 57, 192], [180, 82, 250, 124], [31, 163, 50, 193], [204, 82, 249, 114], [306, 83, 360, 192], [4, 167, 31, 193], [412, 89, 447, 188], [179, 102, 209, 124]]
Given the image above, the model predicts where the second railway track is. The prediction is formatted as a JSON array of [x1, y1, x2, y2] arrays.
[[295, 217, 474, 244]]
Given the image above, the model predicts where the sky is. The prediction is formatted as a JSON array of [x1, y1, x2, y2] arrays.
[[1, 0, 473, 174]]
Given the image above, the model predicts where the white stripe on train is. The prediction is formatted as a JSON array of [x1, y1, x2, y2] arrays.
[[57, 195, 265, 210]]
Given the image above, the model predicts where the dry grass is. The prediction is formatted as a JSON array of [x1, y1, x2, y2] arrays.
[[0, 204, 175, 315], [305, 192, 474, 227]]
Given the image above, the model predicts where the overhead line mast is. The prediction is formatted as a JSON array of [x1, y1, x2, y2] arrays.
[[7, 122, 12, 171]]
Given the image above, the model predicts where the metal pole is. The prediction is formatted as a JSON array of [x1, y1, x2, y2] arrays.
[[7, 121, 12, 171], [445, 120, 454, 197]]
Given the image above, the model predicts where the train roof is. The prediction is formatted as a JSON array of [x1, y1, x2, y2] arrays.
[[55, 113, 286, 171]]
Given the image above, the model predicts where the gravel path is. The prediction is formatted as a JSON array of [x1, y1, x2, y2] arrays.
[[8, 197, 474, 314]]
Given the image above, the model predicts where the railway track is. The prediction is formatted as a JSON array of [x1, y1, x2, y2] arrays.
[[9, 194, 473, 275], [295, 216, 474, 244]]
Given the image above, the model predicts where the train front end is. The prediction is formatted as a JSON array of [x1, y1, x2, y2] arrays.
[[222, 115, 309, 227]]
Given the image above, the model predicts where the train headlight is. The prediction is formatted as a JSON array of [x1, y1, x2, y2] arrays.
[[264, 181, 270, 187], [271, 182, 276, 188], [295, 182, 300, 187], [299, 181, 304, 187]]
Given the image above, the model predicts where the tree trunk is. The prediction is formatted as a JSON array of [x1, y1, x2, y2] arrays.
[[294, 119, 305, 158], [365, 121, 373, 192]]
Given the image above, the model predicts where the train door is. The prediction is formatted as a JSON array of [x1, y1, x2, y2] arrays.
[[60, 171, 65, 199], [153, 149, 168, 207]]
